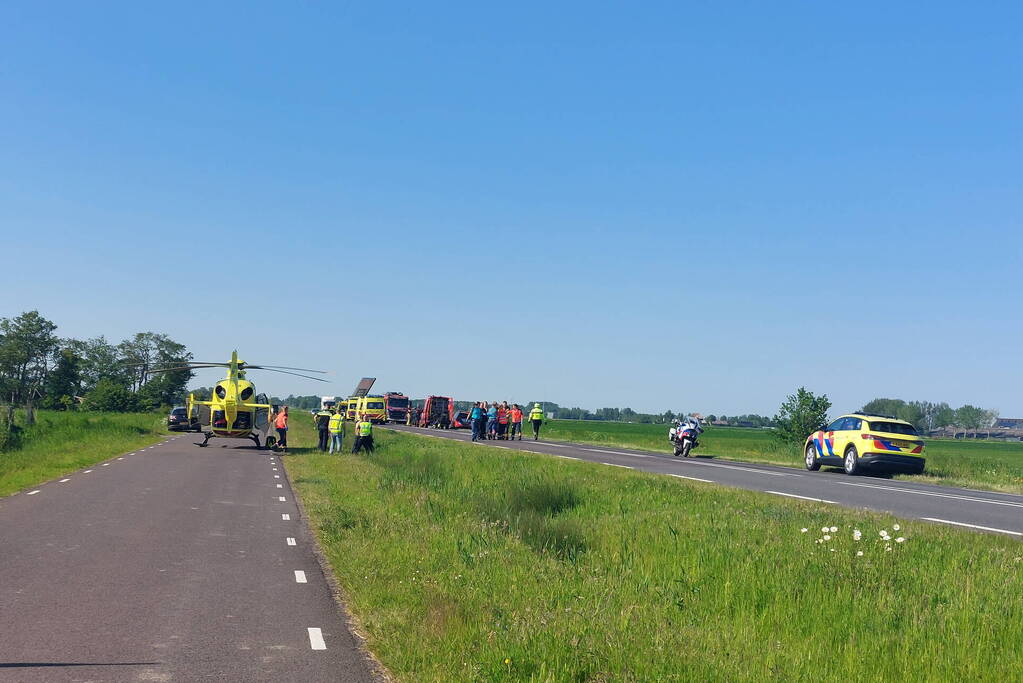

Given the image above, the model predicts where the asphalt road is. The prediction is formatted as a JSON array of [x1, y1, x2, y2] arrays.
[[386, 425, 1023, 539], [0, 435, 377, 682]]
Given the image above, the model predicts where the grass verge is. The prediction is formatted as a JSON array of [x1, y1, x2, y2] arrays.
[[542, 420, 1023, 493], [0, 409, 168, 497], [287, 428, 1023, 681]]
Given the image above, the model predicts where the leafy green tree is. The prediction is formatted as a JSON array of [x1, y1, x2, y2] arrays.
[[41, 347, 83, 409], [0, 311, 59, 404], [706, 414, 717, 423], [861, 398, 906, 418], [954, 405, 989, 430], [83, 378, 140, 412], [773, 387, 832, 446]]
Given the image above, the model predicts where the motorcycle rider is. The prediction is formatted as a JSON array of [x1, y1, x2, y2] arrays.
[[669, 415, 703, 455]]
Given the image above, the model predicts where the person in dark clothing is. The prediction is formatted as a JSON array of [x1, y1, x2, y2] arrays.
[[314, 407, 332, 451]]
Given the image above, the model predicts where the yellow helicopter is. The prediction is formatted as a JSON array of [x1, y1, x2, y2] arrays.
[[146, 351, 326, 448]]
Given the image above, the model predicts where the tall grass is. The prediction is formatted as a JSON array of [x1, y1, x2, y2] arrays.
[[0, 409, 167, 496], [286, 429, 1023, 681], [543, 420, 1023, 492]]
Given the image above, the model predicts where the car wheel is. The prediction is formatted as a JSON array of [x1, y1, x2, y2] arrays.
[[843, 445, 860, 475], [805, 443, 821, 471]]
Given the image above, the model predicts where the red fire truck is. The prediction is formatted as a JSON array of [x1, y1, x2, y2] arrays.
[[419, 396, 453, 428], [384, 392, 410, 424]]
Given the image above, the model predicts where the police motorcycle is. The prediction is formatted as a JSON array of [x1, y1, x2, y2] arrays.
[[669, 416, 703, 457]]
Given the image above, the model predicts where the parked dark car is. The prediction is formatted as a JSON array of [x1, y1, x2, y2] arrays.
[[168, 406, 199, 432]]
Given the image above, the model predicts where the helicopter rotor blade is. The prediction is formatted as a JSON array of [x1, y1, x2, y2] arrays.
[[243, 365, 328, 374], [252, 367, 329, 382], [142, 365, 215, 374]]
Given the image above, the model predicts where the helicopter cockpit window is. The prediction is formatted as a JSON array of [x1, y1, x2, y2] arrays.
[[215, 385, 226, 399], [240, 387, 253, 400]]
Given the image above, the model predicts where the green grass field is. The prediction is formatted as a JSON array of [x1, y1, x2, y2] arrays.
[[0, 409, 168, 497], [285, 427, 1023, 682], [542, 420, 1023, 493]]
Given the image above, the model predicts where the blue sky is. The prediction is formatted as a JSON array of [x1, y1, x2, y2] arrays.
[[2, 2, 1020, 416]]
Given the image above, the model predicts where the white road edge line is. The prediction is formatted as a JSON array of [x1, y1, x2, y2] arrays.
[[287, 537, 296, 546], [670, 474, 713, 483], [101, 463, 109, 467], [603, 463, 632, 469], [84, 470, 93, 473], [308, 627, 327, 650], [27, 490, 40, 495], [921, 517, 1022, 536], [59, 478, 70, 483], [839, 482, 1023, 509], [766, 490, 837, 504], [282, 513, 291, 520], [294, 570, 307, 583]]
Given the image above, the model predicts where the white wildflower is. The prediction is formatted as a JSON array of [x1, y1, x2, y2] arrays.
[[801, 528, 808, 533], [893, 524, 900, 531], [896, 537, 905, 543], [821, 527, 829, 533], [853, 530, 862, 541], [830, 548, 836, 552], [830, 526, 838, 533], [856, 551, 863, 557], [823, 535, 831, 541]]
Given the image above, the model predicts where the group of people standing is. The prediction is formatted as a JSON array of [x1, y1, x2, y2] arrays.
[[468, 402, 545, 442], [313, 406, 375, 454], [269, 405, 375, 454]]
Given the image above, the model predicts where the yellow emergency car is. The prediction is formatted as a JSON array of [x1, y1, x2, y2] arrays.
[[805, 412, 925, 475]]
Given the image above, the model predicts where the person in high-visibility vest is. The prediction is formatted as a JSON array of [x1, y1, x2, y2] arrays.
[[352, 415, 375, 454], [528, 403, 544, 440], [328, 408, 346, 454]]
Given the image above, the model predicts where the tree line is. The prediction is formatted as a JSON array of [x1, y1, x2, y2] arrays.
[[859, 398, 997, 432], [0, 310, 193, 413]]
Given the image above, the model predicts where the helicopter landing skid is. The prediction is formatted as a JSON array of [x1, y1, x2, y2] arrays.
[[250, 434, 262, 449], [197, 432, 214, 447]]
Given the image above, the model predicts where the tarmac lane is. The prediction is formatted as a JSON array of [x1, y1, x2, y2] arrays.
[[386, 425, 1023, 539], [0, 435, 376, 683]]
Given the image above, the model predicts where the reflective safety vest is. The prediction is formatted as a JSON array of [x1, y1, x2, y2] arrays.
[[328, 413, 345, 434], [528, 407, 544, 421], [358, 420, 373, 436]]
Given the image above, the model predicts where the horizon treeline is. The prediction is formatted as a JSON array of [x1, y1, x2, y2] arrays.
[[0, 310, 192, 413]]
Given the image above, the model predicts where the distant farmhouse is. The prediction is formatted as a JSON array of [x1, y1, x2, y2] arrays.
[[929, 417, 1023, 441]]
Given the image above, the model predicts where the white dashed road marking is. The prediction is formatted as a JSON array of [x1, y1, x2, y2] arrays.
[[274, 475, 280, 479], [282, 514, 291, 520], [278, 496, 286, 502], [603, 463, 632, 469], [27, 490, 40, 496], [59, 479, 70, 483], [922, 518, 1023, 536], [287, 537, 296, 546], [294, 570, 307, 583], [670, 474, 713, 483], [766, 490, 837, 504], [277, 484, 283, 488], [84, 470, 93, 474], [307, 627, 326, 650], [101, 463, 109, 467]]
